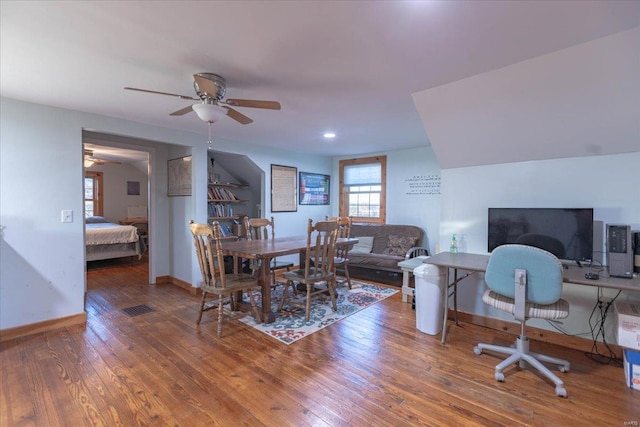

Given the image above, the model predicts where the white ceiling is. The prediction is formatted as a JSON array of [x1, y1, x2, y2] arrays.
[[84, 142, 149, 167], [2, 1, 640, 158]]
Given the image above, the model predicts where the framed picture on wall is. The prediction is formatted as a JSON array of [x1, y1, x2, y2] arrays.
[[299, 171, 330, 205], [271, 164, 297, 212], [168, 155, 192, 196], [127, 181, 140, 196]]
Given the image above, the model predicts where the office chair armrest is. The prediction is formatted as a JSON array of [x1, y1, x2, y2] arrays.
[[405, 246, 429, 259]]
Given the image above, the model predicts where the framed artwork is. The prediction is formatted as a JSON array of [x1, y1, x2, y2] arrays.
[[127, 181, 140, 196], [168, 155, 192, 196], [299, 172, 330, 205], [271, 164, 297, 212]]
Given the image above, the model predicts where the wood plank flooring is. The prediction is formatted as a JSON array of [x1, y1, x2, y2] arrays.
[[1, 257, 639, 426]]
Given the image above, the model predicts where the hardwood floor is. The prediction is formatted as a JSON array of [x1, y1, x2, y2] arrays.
[[2, 258, 638, 426]]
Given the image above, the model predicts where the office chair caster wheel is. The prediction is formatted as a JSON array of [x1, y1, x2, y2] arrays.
[[494, 372, 505, 382], [559, 365, 569, 373], [473, 346, 482, 355], [555, 386, 567, 398]]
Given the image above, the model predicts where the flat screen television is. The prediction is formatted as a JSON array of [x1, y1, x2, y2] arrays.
[[488, 208, 594, 262]]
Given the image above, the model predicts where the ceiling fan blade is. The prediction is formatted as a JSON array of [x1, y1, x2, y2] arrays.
[[169, 105, 195, 116], [224, 99, 281, 110], [124, 87, 198, 100], [90, 158, 121, 165], [193, 74, 221, 98], [225, 107, 254, 125]]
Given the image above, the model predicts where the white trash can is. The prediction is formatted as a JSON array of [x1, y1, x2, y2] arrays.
[[414, 263, 445, 335]]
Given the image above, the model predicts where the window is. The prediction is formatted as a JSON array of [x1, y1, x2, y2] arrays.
[[84, 171, 104, 217], [339, 156, 386, 224]]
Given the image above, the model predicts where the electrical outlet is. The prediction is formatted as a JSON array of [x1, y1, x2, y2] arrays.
[[61, 209, 73, 223]]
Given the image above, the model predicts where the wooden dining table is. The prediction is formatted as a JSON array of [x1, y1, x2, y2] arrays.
[[220, 236, 358, 323]]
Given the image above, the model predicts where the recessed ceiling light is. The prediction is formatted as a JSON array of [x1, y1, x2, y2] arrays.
[[323, 132, 336, 139]]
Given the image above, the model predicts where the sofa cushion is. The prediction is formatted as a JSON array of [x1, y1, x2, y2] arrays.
[[350, 224, 424, 254], [381, 235, 417, 256], [348, 252, 405, 269], [345, 223, 425, 282], [350, 236, 374, 254]]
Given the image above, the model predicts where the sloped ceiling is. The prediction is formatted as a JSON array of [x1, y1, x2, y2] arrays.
[[413, 28, 640, 169]]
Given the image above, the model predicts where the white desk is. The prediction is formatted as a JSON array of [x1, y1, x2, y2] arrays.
[[423, 251, 640, 344]]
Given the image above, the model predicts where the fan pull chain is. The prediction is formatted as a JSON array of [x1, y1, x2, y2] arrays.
[[207, 121, 213, 150]]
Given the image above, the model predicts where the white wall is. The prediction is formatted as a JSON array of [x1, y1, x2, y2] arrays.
[[386, 147, 441, 254], [207, 145, 335, 267], [440, 152, 640, 339], [332, 146, 441, 254], [411, 26, 640, 343], [0, 97, 204, 329], [0, 97, 338, 330], [1, 99, 88, 330], [86, 162, 149, 222]]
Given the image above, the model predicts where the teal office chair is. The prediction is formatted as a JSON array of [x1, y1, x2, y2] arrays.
[[473, 244, 570, 397]]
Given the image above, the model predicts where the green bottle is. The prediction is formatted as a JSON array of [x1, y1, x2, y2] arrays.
[[450, 233, 458, 254]]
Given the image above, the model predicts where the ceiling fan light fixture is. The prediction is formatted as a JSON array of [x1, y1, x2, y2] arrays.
[[84, 159, 95, 168], [192, 103, 228, 123]]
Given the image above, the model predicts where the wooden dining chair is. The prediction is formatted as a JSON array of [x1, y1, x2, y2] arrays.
[[189, 220, 262, 337], [326, 216, 353, 289], [278, 219, 340, 322], [243, 216, 295, 286]]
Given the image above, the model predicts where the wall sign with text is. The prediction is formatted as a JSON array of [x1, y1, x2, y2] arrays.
[[271, 164, 297, 212], [404, 174, 441, 195]]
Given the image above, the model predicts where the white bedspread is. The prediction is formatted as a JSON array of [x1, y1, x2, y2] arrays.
[[86, 222, 139, 246]]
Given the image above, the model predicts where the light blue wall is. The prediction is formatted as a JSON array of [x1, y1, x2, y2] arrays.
[[209, 145, 335, 266], [8, 94, 632, 344], [0, 97, 337, 330], [440, 152, 640, 338], [333, 146, 442, 254], [0, 97, 205, 329], [386, 147, 441, 254], [85, 162, 149, 223]]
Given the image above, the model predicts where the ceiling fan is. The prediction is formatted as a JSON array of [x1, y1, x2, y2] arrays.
[[124, 73, 281, 125], [84, 150, 120, 167]]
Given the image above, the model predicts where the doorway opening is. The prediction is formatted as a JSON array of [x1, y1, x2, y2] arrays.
[[83, 135, 152, 286]]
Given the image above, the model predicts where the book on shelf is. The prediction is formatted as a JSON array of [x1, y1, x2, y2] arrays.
[[219, 224, 234, 237], [207, 187, 239, 201], [207, 203, 242, 219]]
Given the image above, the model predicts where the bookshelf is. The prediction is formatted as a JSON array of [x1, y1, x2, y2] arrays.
[[207, 182, 249, 238]]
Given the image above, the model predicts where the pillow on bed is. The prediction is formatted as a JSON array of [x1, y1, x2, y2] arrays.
[[350, 236, 374, 254], [85, 216, 108, 224]]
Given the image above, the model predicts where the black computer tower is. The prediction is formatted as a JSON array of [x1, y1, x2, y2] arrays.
[[607, 224, 633, 278], [634, 231, 640, 274]]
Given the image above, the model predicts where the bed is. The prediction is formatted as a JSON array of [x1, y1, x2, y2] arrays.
[[85, 216, 145, 261]]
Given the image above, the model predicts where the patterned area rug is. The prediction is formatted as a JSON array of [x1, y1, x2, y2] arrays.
[[239, 281, 398, 345]]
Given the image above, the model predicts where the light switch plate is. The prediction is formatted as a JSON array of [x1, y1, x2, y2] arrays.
[[61, 209, 73, 223]]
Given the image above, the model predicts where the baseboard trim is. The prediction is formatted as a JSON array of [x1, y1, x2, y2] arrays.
[[157, 275, 199, 296], [0, 312, 87, 342], [452, 310, 623, 359]]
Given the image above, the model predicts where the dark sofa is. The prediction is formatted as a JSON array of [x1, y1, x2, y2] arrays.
[[341, 223, 428, 286]]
